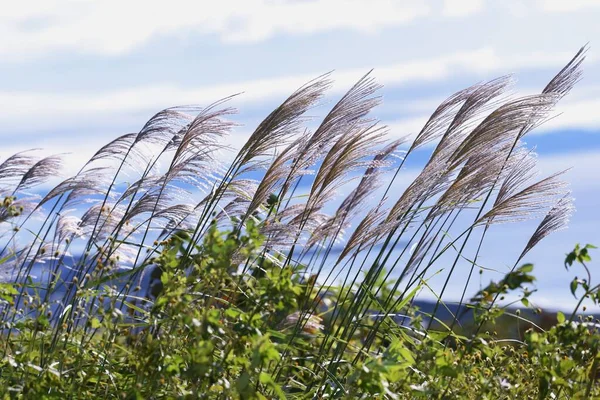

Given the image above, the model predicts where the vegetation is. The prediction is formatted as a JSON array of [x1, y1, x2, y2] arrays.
[[0, 46, 596, 398]]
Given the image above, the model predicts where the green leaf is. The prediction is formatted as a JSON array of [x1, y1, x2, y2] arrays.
[[236, 371, 250, 392], [556, 311, 565, 324], [565, 252, 576, 268], [35, 315, 50, 330], [438, 365, 458, 378], [397, 346, 416, 365], [538, 376, 550, 400], [519, 263, 534, 273], [571, 278, 579, 298], [397, 283, 422, 311], [90, 317, 102, 329], [435, 356, 448, 367], [529, 332, 540, 343], [578, 249, 591, 262], [0, 283, 18, 303], [258, 372, 285, 398], [225, 308, 241, 319]]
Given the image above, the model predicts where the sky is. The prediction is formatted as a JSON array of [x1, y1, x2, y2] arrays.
[[0, 0, 599, 311]]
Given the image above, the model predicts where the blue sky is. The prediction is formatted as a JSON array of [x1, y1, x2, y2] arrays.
[[1, 0, 599, 310]]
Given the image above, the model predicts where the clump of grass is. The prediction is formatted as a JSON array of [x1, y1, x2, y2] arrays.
[[0, 46, 594, 398]]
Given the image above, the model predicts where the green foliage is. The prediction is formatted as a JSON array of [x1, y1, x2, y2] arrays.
[[0, 224, 598, 398]]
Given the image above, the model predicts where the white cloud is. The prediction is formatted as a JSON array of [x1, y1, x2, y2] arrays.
[[443, 0, 484, 17], [385, 116, 429, 143], [0, 47, 586, 131], [536, 149, 600, 190], [382, 81, 600, 140], [0, 128, 255, 183], [0, 137, 120, 181], [0, 0, 431, 58], [503, 0, 529, 18], [535, 97, 600, 133], [539, 0, 600, 12], [2, 0, 595, 61], [382, 104, 600, 145]]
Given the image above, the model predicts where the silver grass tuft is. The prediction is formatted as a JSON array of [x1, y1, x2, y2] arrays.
[[543, 45, 587, 98], [449, 94, 557, 170], [519, 194, 574, 260], [476, 170, 570, 226], [336, 200, 389, 262], [0, 151, 39, 186], [39, 167, 111, 208], [236, 75, 331, 167], [15, 155, 63, 192], [135, 106, 203, 146], [495, 148, 539, 206], [303, 139, 403, 253]]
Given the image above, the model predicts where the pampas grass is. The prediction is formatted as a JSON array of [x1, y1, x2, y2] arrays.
[[0, 46, 588, 397]]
